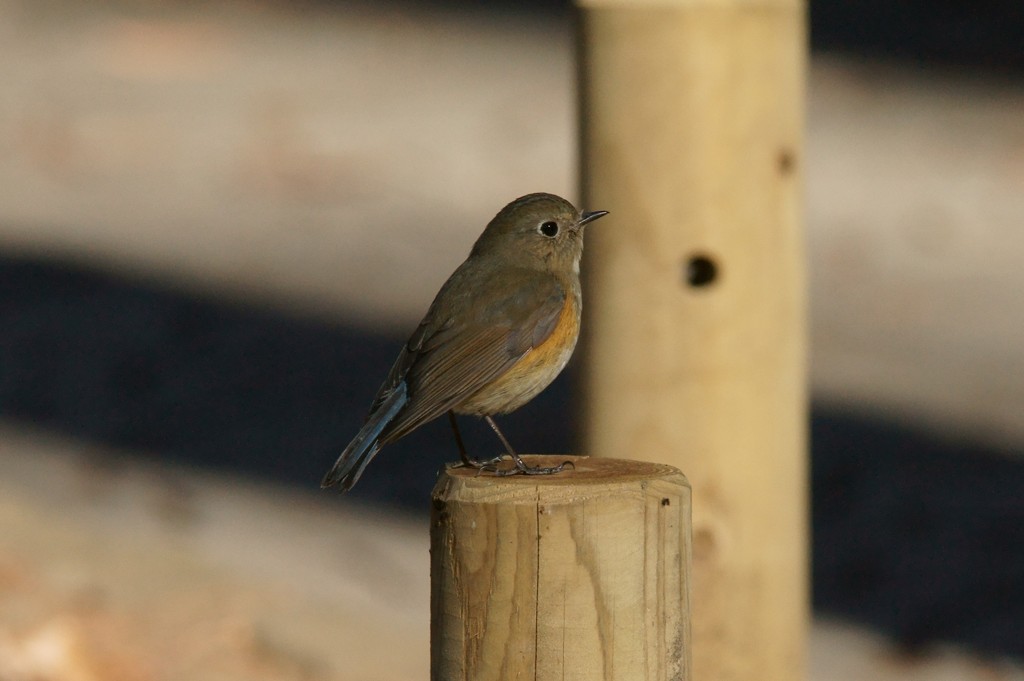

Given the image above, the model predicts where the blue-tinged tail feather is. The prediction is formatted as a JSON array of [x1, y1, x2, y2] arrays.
[[321, 382, 407, 491]]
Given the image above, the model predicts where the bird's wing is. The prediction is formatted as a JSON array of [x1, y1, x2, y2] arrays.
[[377, 266, 566, 444]]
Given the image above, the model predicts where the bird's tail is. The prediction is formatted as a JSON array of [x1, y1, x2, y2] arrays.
[[321, 382, 407, 491]]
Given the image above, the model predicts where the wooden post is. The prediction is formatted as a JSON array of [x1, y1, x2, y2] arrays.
[[431, 455, 691, 681], [577, 2, 808, 681]]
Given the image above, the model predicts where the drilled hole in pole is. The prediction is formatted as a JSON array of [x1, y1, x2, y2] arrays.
[[685, 254, 718, 288]]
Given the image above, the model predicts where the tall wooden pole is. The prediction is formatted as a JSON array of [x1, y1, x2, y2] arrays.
[[431, 455, 691, 681], [577, 2, 808, 681]]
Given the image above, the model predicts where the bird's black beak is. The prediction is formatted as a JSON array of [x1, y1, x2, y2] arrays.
[[579, 210, 609, 226]]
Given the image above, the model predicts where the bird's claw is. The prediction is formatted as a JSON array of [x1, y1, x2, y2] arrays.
[[480, 456, 575, 477], [459, 454, 506, 474]]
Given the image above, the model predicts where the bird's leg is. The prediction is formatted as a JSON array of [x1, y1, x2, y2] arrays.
[[449, 411, 472, 465], [449, 411, 502, 469], [483, 415, 572, 477]]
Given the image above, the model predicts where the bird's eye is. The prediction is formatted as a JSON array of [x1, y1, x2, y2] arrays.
[[539, 221, 559, 237]]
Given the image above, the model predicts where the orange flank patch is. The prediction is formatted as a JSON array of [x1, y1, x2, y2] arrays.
[[460, 293, 580, 415], [519, 293, 580, 372]]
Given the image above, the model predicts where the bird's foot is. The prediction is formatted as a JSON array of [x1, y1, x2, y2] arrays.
[[481, 454, 575, 478], [457, 454, 506, 471]]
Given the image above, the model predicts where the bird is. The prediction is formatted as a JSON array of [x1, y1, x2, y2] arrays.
[[321, 193, 608, 491]]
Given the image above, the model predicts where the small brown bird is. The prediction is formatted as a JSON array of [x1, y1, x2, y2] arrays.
[[322, 193, 607, 491]]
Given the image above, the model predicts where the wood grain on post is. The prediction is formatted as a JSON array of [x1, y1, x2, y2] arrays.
[[431, 455, 691, 681], [577, 1, 808, 680]]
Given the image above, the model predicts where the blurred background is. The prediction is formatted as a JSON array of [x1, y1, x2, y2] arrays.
[[1, 0, 1022, 679]]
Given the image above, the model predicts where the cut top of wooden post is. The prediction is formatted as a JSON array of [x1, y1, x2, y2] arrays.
[[434, 455, 688, 504], [431, 455, 691, 681]]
